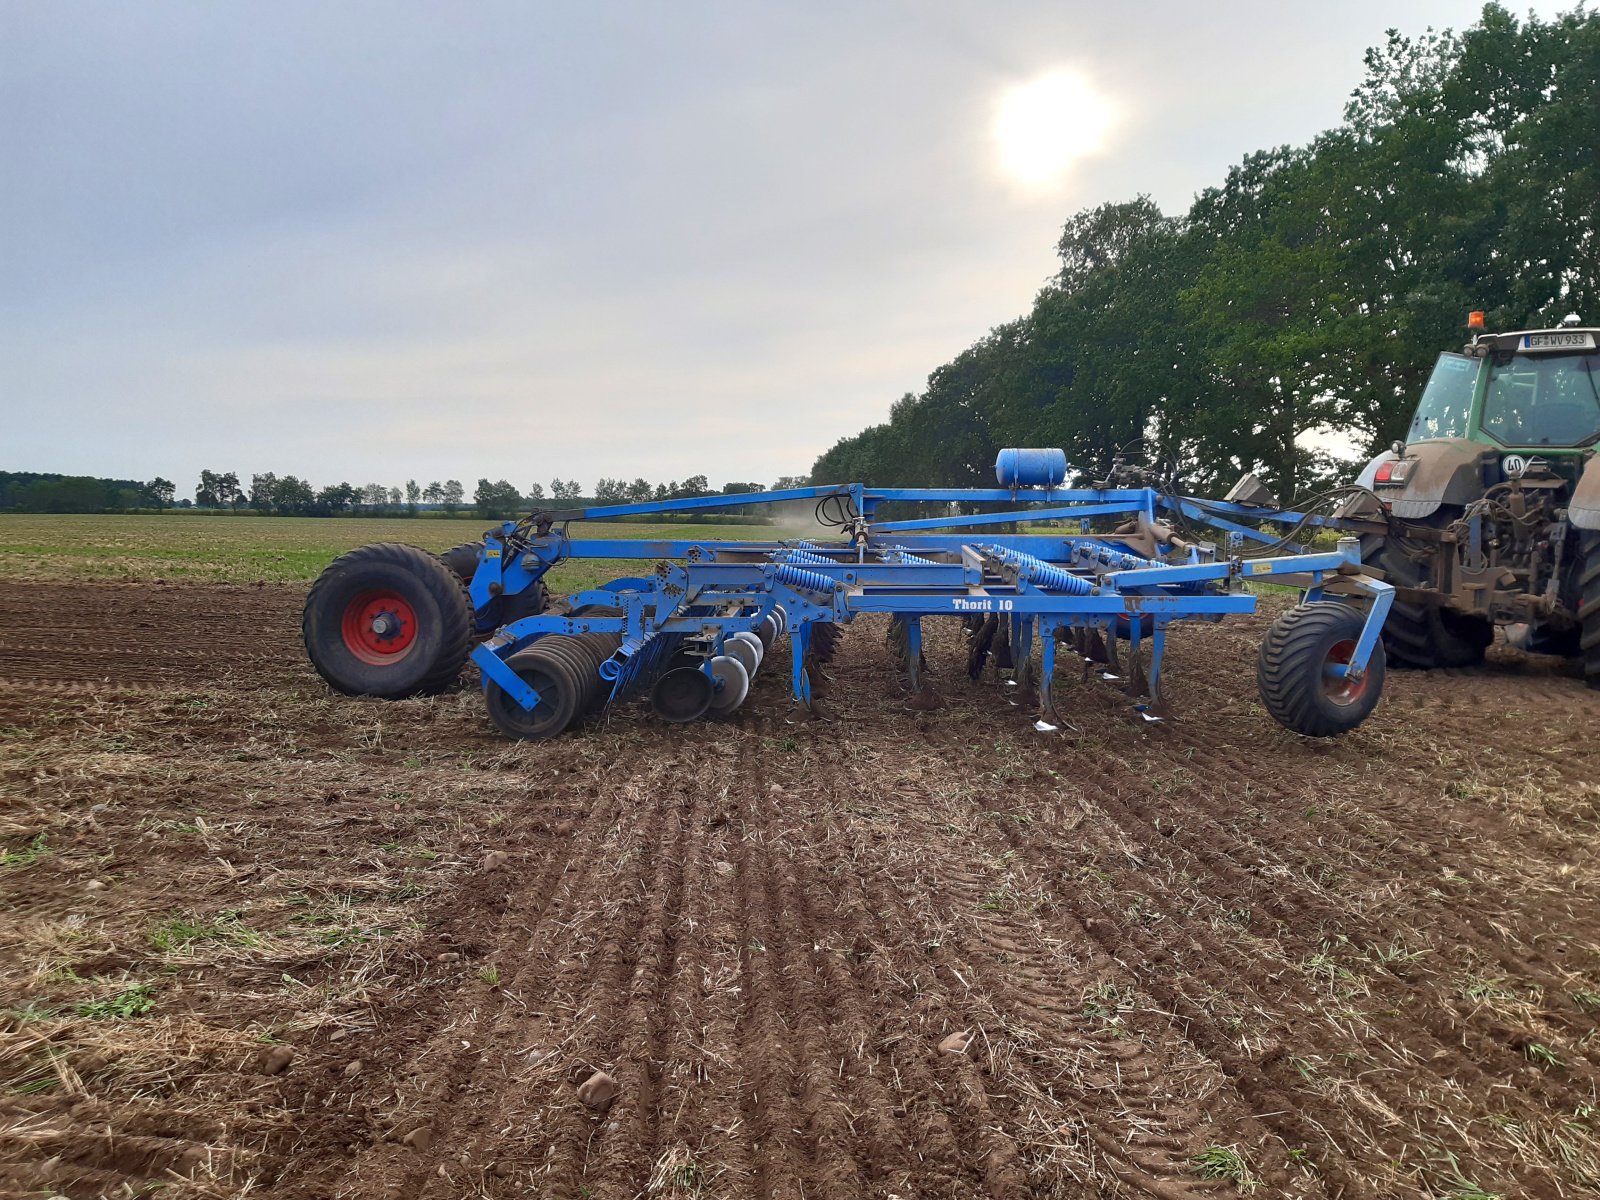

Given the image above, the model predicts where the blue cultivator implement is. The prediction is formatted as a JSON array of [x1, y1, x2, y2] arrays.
[[302, 450, 1394, 740]]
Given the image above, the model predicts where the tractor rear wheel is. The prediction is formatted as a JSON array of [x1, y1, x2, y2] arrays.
[[1257, 601, 1386, 737], [1360, 510, 1492, 669], [303, 543, 472, 699], [1579, 530, 1600, 690]]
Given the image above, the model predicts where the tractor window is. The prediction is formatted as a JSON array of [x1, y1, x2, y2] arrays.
[[1407, 353, 1476, 441], [1481, 353, 1600, 448]]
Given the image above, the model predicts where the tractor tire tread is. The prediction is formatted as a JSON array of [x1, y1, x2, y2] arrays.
[[1577, 532, 1600, 688], [1359, 525, 1488, 669]]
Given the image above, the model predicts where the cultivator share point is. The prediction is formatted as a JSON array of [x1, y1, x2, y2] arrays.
[[303, 450, 1397, 739]]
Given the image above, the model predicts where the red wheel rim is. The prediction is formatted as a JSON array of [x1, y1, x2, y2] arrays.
[[1322, 638, 1365, 705], [340, 590, 419, 665]]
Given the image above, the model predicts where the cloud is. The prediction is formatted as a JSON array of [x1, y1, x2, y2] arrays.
[[2, 0, 1506, 495]]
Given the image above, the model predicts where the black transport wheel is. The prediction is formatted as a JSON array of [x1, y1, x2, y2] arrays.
[[303, 543, 473, 699], [1579, 530, 1600, 690], [1258, 601, 1386, 737], [438, 542, 483, 583], [1359, 508, 1491, 669], [499, 581, 549, 625], [484, 648, 582, 740]]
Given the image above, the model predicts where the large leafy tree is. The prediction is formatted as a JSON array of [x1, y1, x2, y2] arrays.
[[811, 5, 1600, 500]]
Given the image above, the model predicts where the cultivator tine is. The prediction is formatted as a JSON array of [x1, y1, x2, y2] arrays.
[[967, 614, 998, 679], [1013, 654, 1039, 710], [1125, 651, 1149, 701], [1034, 629, 1076, 732], [1083, 626, 1109, 665], [886, 615, 909, 671], [993, 620, 1013, 670], [895, 615, 942, 709], [1139, 629, 1173, 722], [812, 622, 840, 664]]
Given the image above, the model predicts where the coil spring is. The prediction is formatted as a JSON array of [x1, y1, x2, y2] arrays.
[[772, 549, 835, 566], [980, 544, 1095, 595], [770, 563, 838, 594], [882, 547, 939, 566]]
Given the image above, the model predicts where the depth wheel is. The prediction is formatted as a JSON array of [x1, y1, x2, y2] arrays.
[[303, 543, 472, 698], [1579, 530, 1600, 690], [1258, 601, 1386, 737]]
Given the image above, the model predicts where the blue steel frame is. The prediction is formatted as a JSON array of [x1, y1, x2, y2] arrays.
[[463, 483, 1393, 724]]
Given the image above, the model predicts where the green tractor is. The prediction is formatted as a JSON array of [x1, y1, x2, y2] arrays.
[[1347, 314, 1600, 686]]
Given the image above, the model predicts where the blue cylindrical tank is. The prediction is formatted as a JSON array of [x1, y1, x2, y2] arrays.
[[994, 447, 1069, 488]]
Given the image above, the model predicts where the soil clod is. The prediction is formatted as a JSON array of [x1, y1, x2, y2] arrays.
[[576, 1070, 618, 1110], [938, 1030, 974, 1056]]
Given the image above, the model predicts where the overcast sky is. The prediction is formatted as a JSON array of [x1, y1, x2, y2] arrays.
[[1, 1, 1516, 498]]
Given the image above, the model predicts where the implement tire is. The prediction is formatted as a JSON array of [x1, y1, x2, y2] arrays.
[[439, 542, 483, 583], [1359, 511, 1491, 669], [1258, 601, 1386, 737], [303, 543, 473, 699], [1580, 530, 1600, 690]]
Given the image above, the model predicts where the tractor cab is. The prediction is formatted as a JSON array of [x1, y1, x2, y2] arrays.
[[1406, 316, 1600, 456], [1360, 315, 1600, 510]]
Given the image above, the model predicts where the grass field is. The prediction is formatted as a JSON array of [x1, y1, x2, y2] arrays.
[[0, 513, 779, 592]]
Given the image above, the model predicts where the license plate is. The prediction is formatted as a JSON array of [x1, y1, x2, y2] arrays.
[[1521, 331, 1595, 350]]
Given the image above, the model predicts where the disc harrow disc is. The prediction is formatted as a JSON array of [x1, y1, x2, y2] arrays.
[[707, 654, 750, 713], [652, 666, 713, 723], [723, 635, 759, 677]]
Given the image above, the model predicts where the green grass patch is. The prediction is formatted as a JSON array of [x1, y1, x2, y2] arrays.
[[0, 513, 780, 585], [1, 833, 49, 869], [75, 983, 156, 1019], [1191, 1145, 1258, 1189], [148, 911, 261, 953]]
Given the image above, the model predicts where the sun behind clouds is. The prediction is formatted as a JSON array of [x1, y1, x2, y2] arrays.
[[993, 69, 1114, 189]]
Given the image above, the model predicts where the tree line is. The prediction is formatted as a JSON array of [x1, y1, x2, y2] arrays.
[[811, 5, 1600, 501], [0, 472, 174, 514], [1, 467, 812, 518]]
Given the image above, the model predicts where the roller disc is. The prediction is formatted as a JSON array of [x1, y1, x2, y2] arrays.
[[730, 631, 765, 670], [706, 654, 750, 713], [651, 666, 713, 723], [484, 649, 582, 740]]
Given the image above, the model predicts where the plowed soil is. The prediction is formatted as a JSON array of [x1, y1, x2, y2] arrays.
[[2, 580, 1599, 1199]]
